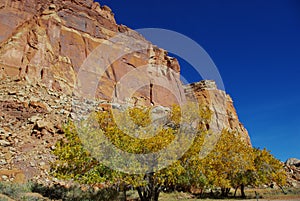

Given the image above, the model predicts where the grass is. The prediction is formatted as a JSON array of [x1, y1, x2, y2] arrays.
[[124, 187, 300, 201], [157, 188, 300, 201], [0, 181, 119, 201], [0, 181, 33, 200], [244, 187, 300, 200], [0, 182, 299, 201]]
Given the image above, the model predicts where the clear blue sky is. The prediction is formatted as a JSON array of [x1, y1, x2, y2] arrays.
[[97, 0, 300, 161]]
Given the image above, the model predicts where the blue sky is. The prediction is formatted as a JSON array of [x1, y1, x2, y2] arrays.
[[97, 0, 300, 161]]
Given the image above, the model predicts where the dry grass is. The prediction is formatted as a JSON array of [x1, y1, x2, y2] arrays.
[[1, 182, 299, 201], [157, 188, 300, 201]]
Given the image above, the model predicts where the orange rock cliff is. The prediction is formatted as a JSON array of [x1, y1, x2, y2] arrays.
[[0, 0, 251, 182]]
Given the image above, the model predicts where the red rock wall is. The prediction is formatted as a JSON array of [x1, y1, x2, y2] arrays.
[[0, 0, 181, 106], [0, 0, 251, 143]]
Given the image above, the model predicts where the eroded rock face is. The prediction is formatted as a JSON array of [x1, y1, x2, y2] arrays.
[[0, 77, 109, 183], [0, 0, 252, 183], [0, 0, 181, 106], [286, 158, 300, 167], [285, 158, 300, 188], [185, 80, 251, 145], [0, 78, 68, 183]]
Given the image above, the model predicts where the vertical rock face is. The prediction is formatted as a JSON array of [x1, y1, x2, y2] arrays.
[[0, 0, 250, 138], [185, 80, 251, 145], [0, 0, 252, 181], [0, 0, 181, 106]]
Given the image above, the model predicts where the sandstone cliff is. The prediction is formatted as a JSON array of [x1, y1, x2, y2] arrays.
[[0, 0, 181, 106], [185, 80, 251, 145], [0, 0, 251, 182]]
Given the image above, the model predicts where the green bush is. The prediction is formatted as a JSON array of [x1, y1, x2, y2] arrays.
[[31, 183, 120, 201], [0, 181, 32, 199], [0, 181, 121, 201]]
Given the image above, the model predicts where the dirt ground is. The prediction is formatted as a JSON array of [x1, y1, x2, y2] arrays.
[[229, 198, 300, 201], [158, 190, 300, 201]]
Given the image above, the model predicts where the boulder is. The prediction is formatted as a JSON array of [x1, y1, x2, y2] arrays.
[[286, 158, 300, 167]]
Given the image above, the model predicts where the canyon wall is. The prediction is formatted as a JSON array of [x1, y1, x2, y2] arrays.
[[0, 0, 251, 181]]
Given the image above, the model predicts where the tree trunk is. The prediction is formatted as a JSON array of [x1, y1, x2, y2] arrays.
[[221, 187, 230, 197], [137, 187, 145, 201], [210, 189, 214, 197], [225, 188, 230, 196], [234, 186, 238, 197], [154, 187, 160, 201], [122, 188, 127, 201], [136, 173, 161, 201], [137, 186, 160, 201], [279, 185, 287, 194], [241, 184, 246, 198], [200, 188, 203, 198], [221, 188, 226, 197]]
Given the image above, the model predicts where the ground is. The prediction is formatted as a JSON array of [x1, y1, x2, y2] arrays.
[[0, 181, 299, 201]]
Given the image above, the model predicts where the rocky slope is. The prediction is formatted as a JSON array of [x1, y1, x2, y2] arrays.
[[285, 158, 300, 188], [1, 0, 250, 183], [0, 77, 70, 183]]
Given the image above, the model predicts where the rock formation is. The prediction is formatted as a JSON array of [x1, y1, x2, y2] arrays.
[[185, 80, 251, 145], [0, 0, 181, 105], [0, 0, 250, 182], [285, 158, 300, 188]]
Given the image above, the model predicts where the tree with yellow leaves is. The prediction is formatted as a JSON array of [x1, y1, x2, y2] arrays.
[[52, 103, 286, 200], [252, 148, 287, 187], [52, 103, 207, 201], [199, 129, 254, 197], [198, 129, 286, 198]]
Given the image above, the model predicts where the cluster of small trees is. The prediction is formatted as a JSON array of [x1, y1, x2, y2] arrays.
[[51, 105, 286, 201]]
